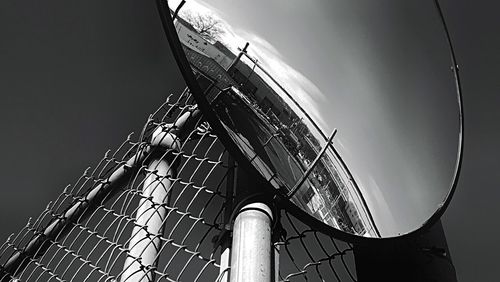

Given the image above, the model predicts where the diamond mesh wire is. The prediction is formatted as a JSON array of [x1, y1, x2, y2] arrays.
[[0, 88, 357, 282], [276, 210, 356, 282]]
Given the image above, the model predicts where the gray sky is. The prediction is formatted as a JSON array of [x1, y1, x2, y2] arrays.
[[0, 0, 498, 281]]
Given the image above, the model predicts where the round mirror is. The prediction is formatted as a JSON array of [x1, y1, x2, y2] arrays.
[[158, 0, 463, 239]]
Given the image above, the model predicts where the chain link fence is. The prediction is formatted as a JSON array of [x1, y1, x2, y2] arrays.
[[0, 89, 357, 282]]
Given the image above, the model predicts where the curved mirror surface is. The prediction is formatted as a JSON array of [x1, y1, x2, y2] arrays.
[[167, 0, 460, 238]]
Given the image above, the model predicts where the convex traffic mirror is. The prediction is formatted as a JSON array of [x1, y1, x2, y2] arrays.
[[159, 0, 463, 239]]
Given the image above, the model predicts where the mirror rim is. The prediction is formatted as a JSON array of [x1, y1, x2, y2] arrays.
[[156, 0, 464, 242]]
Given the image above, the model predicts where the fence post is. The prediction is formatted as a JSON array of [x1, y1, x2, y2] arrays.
[[120, 126, 180, 282], [230, 202, 273, 282]]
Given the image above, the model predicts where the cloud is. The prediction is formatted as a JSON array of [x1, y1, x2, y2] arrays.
[[234, 31, 330, 133]]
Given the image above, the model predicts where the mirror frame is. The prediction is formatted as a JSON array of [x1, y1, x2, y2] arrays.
[[156, 0, 464, 242]]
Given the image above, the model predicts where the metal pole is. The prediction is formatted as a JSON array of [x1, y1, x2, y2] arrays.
[[219, 246, 231, 282], [120, 126, 181, 282], [230, 202, 273, 282], [120, 158, 176, 282], [273, 245, 280, 282], [172, 0, 186, 20], [226, 42, 249, 72]]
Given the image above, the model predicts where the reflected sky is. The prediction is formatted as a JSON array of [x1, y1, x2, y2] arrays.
[[170, 0, 460, 237]]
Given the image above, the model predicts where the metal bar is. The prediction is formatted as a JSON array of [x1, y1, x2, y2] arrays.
[[120, 110, 199, 282], [230, 202, 273, 282], [172, 0, 186, 20], [273, 245, 280, 282], [227, 42, 249, 72], [120, 157, 176, 282], [287, 129, 337, 198]]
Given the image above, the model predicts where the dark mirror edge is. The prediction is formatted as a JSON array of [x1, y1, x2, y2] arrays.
[[156, 0, 464, 243]]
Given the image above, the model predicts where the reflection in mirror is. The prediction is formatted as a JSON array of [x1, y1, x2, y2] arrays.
[[166, 0, 461, 238]]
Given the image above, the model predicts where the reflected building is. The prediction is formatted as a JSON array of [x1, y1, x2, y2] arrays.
[[174, 16, 235, 69], [172, 13, 375, 237]]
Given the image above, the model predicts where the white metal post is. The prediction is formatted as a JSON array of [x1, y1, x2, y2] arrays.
[[121, 158, 174, 282], [121, 127, 180, 282], [230, 202, 273, 282], [273, 245, 280, 282], [219, 243, 231, 282]]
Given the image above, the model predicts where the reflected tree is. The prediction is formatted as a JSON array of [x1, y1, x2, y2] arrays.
[[181, 11, 224, 42]]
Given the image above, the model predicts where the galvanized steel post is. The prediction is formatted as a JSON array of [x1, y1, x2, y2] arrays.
[[120, 126, 180, 282], [230, 202, 273, 282]]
